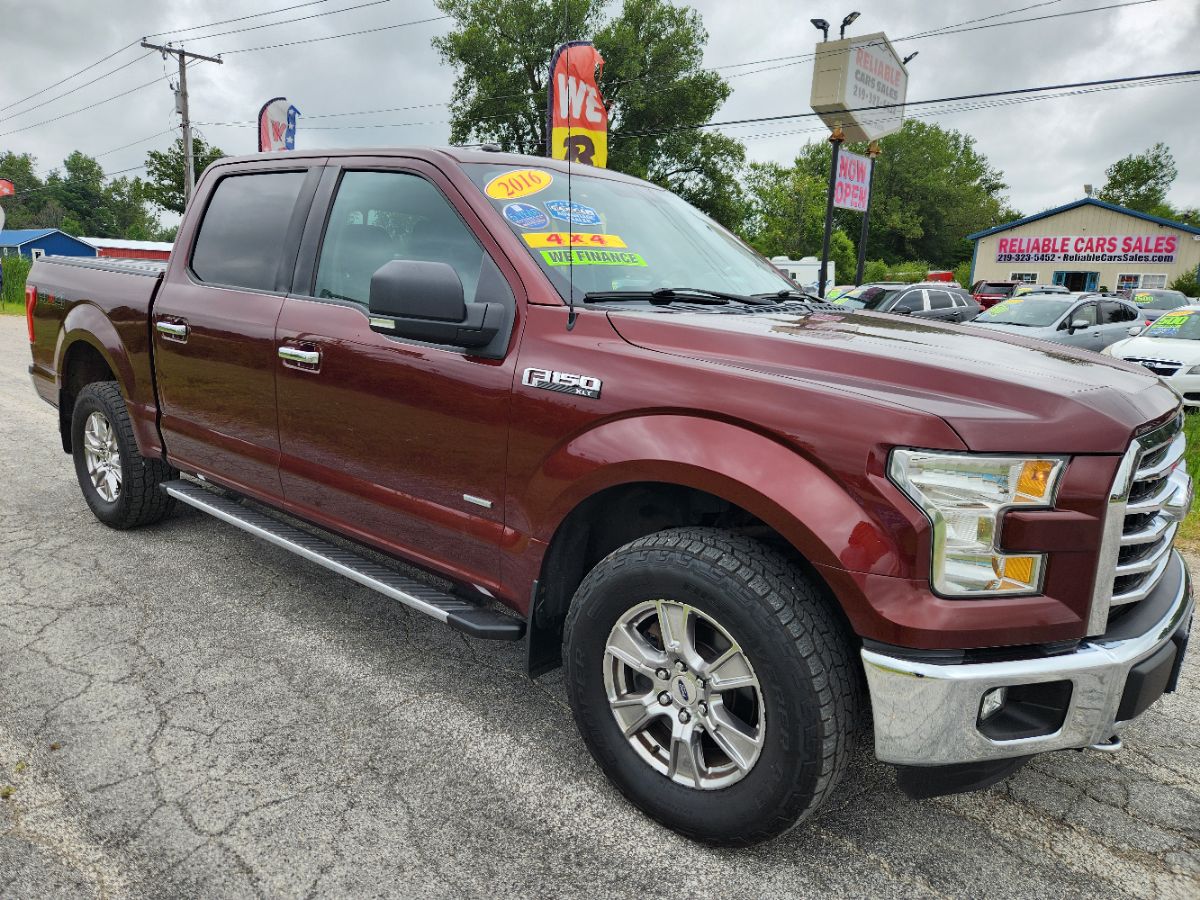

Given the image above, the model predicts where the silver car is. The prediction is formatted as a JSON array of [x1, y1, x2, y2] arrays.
[[968, 292, 1141, 351]]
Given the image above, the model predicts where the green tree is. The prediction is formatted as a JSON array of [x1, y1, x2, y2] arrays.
[[0, 152, 48, 229], [432, 0, 747, 227], [144, 136, 226, 214], [1097, 143, 1177, 215]]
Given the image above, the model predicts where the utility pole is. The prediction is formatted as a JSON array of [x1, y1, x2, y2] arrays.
[[140, 41, 223, 207]]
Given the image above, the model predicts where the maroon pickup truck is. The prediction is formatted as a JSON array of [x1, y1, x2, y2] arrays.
[[26, 147, 1194, 845]]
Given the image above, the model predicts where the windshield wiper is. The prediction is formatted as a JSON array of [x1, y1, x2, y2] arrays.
[[654, 287, 776, 305], [582, 290, 727, 305], [759, 288, 820, 302]]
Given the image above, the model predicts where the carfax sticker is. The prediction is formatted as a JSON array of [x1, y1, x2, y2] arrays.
[[502, 202, 550, 229], [541, 248, 646, 267], [522, 232, 627, 248], [485, 169, 553, 200], [543, 200, 602, 226]]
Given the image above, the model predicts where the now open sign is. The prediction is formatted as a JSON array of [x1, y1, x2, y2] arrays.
[[833, 150, 872, 212]]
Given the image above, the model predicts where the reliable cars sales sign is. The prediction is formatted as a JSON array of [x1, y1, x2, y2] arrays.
[[995, 234, 1180, 265], [810, 32, 908, 142]]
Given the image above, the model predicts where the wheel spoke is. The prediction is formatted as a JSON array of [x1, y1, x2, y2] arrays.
[[606, 622, 667, 679], [610, 692, 662, 737], [657, 601, 706, 670], [667, 724, 705, 787], [705, 645, 757, 692], [707, 703, 763, 771]]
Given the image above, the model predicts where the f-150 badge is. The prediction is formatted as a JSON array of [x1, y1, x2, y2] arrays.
[[522, 367, 602, 399]]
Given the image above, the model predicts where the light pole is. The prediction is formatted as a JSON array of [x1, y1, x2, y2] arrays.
[[840, 11, 860, 39], [810, 18, 830, 42]]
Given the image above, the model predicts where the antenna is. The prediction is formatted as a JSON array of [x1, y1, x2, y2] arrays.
[[562, 3, 577, 330]]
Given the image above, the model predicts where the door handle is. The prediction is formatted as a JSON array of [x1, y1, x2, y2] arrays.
[[278, 345, 321, 368], [156, 319, 189, 341]]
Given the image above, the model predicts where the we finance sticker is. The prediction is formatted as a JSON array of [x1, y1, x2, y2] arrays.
[[485, 169, 553, 200], [544, 200, 602, 226], [523, 232, 627, 249], [503, 202, 550, 229], [541, 248, 646, 267]]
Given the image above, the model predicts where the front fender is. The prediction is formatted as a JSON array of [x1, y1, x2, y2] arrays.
[[520, 413, 912, 576]]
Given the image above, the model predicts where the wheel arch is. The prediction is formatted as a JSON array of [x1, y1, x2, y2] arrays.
[[56, 334, 121, 453]]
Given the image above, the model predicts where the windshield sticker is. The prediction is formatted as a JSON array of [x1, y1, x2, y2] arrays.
[[541, 248, 646, 267], [522, 232, 627, 249], [983, 299, 1020, 315], [1134, 293, 1154, 305], [544, 200, 602, 226], [485, 169, 553, 200], [502, 202, 550, 229], [1149, 312, 1194, 331]]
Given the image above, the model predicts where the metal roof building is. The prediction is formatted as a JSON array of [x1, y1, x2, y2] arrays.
[[0, 228, 97, 259], [80, 237, 173, 261]]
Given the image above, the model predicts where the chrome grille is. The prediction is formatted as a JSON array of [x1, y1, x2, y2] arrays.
[[1087, 411, 1190, 635], [1123, 358, 1183, 377]]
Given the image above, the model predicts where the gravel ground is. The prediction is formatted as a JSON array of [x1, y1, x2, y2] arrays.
[[1, 315, 1197, 898]]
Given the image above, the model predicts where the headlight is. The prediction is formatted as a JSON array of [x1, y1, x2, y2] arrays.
[[1187, 365, 1200, 375], [889, 450, 1066, 597]]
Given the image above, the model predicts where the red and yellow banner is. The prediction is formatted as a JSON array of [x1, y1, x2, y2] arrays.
[[546, 41, 607, 168]]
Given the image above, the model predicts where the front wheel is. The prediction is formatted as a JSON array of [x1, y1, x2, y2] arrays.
[[563, 528, 859, 846], [71, 381, 177, 529]]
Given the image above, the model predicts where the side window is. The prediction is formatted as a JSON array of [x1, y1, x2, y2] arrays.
[[1071, 303, 1098, 326], [927, 291, 953, 310], [1101, 301, 1136, 323], [314, 171, 506, 307], [191, 172, 307, 292], [893, 291, 924, 312]]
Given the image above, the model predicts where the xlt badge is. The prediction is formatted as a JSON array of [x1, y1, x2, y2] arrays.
[[522, 367, 602, 399]]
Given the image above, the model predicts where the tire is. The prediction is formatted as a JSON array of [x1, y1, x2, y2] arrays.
[[71, 381, 177, 529], [563, 527, 858, 846]]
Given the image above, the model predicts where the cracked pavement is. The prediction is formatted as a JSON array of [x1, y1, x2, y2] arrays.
[[0, 316, 1197, 898]]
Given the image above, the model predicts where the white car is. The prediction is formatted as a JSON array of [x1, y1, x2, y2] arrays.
[[1103, 308, 1200, 407]]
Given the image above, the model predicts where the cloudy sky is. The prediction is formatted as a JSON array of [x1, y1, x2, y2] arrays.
[[1, 0, 1197, 219]]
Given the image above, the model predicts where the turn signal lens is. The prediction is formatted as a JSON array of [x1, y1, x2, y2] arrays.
[[889, 450, 1066, 597], [25, 283, 36, 343]]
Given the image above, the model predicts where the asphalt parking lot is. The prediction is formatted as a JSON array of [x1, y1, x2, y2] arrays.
[[0, 316, 1197, 898]]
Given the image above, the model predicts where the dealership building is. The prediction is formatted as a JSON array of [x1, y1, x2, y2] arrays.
[[967, 198, 1200, 293]]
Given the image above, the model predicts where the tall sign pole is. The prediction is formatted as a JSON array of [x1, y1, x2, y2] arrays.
[[817, 126, 844, 298], [140, 42, 224, 206], [854, 141, 881, 284]]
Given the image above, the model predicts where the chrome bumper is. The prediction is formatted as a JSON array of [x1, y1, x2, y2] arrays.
[[863, 551, 1193, 766]]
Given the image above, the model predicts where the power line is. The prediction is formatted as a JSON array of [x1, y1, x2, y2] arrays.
[[184, 0, 399, 43], [144, 0, 339, 38], [0, 74, 175, 139], [219, 13, 450, 54], [0, 40, 142, 114], [0, 52, 155, 124]]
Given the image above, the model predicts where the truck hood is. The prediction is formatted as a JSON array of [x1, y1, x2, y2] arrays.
[[606, 306, 1177, 453]]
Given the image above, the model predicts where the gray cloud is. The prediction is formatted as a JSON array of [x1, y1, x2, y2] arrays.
[[1, 0, 1196, 219]]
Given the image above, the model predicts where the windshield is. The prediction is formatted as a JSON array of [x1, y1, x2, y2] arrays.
[[1133, 290, 1188, 310], [1143, 309, 1200, 339], [464, 163, 793, 302], [975, 297, 1071, 327], [977, 283, 1014, 296], [833, 284, 901, 310]]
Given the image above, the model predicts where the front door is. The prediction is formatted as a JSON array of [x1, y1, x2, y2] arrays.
[[1057, 300, 1103, 348], [274, 164, 521, 588], [1053, 271, 1099, 292], [153, 166, 319, 500]]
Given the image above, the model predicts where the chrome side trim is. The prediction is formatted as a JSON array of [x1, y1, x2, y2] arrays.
[[863, 551, 1192, 766], [278, 347, 320, 365], [1135, 432, 1186, 480], [462, 494, 493, 509]]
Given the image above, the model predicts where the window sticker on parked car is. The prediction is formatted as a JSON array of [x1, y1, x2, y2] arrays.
[[502, 202, 550, 228], [1134, 293, 1154, 305], [982, 298, 1022, 315], [1148, 311, 1195, 333], [544, 200, 602, 226], [522, 232, 627, 248], [540, 248, 647, 267], [485, 169, 553, 200]]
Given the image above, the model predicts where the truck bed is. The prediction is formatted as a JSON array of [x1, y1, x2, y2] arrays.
[[40, 254, 168, 278]]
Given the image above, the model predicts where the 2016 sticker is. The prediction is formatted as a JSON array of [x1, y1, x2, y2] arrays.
[[522, 232, 627, 248], [543, 200, 602, 226], [503, 202, 550, 229], [540, 248, 646, 267], [485, 169, 553, 200]]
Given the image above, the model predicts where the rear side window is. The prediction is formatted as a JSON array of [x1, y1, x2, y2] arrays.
[[191, 172, 307, 292], [927, 291, 952, 310], [1101, 301, 1137, 323]]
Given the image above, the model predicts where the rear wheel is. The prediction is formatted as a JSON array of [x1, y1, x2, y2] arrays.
[[563, 527, 858, 846], [71, 382, 177, 529]]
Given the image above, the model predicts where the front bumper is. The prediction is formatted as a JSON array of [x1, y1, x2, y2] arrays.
[[1163, 373, 1200, 407], [863, 550, 1192, 766]]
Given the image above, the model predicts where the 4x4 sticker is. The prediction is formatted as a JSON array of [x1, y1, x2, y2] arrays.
[[485, 169, 553, 200], [503, 202, 550, 229], [523, 232, 627, 248], [522, 367, 602, 399], [541, 248, 646, 267], [544, 200, 602, 226]]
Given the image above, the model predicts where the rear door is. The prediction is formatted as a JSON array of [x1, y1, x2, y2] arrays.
[[924, 289, 959, 321], [1099, 300, 1139, 347], [273, 160, 522, 587], [152, 163, 322, 500]]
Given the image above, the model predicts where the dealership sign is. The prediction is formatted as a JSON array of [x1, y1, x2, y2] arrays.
[[995, 234, 1179, 265], [810, 32, 908, 142], [833, 150, 871, 211]]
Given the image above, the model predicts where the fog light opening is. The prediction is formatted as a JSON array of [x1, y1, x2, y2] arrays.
[[979, 686, 1007, 721]]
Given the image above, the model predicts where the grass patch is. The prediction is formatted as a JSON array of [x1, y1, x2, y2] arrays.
[[1177, 412, 1200, 547], [0, 302, 25, 316]]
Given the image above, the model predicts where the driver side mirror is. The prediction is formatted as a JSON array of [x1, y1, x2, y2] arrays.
[[894, 306, 913, 316], [368, 260, 502, 349], [1068, 318, 1089, 333], [1128, 325, 1143, 336]]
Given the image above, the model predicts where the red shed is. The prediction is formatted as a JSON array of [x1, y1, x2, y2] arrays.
[[80, 237, 173, 261]]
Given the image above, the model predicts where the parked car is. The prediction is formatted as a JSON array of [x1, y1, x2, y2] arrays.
[[970, 279, 1019, 309], [25, 147, 1193, 846], [1013, 283, 1070, 297], [859, 282, 980, 322], [824, 284, 856, 301], [1103, 307, 1200, 407], [1130, 288, 1193, 324], [828, 281, 908, 309], [969, 293, 1141, 351]]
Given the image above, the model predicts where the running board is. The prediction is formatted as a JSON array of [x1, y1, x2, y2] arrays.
[[162, 480, 525, 641]]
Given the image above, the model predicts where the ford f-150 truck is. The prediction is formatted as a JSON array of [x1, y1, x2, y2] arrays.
[[25, 147, 1194, 846]]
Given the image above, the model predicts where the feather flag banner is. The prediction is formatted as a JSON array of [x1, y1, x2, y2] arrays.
[[546, 42, 607, 168], [258, 97, 301, 152]]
